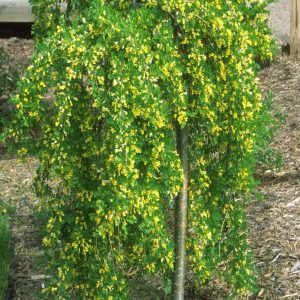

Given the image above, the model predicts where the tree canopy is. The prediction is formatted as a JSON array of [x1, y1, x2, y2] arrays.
[[2, 0, 274, 298]]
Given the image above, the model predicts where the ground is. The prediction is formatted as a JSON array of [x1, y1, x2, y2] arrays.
[[0, 2, 299, 298], [248, 56, 300, 299]]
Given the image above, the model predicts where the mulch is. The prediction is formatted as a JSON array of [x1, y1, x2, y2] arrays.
[[246, 56, 300, 300]]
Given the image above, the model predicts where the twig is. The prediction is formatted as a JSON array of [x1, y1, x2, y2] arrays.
[[270, 253, 282, 263], [31, 274, 52, 280], [279, 293, 299, 299]]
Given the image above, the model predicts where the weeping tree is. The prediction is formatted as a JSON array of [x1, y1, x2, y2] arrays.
[[2, 0, 274, 298]]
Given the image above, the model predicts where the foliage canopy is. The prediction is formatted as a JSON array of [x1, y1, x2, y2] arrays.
[[2, 0, 274, 298]]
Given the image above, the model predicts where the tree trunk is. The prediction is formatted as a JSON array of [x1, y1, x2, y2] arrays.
[[172, 125, 189, 300]]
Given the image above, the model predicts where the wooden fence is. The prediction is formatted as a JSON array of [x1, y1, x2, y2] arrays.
[[291, 0, 300, 57]]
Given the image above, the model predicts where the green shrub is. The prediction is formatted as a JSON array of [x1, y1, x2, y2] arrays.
[[0, 47, 22, 141], [0, 200, 11, 299], [3, 0, 275, 298], [254, 92, 284, 171]]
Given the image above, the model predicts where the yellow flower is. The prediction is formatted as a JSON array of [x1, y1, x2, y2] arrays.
[[177, 111, 188, 125]]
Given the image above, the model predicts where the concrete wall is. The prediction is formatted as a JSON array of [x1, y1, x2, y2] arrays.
[[0, 0, 33, 22], [0, 0, 292, 39], [268, 0, 291, 44]]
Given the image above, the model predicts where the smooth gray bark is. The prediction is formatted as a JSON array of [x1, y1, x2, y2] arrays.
[[171, 125, 188, 300]]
